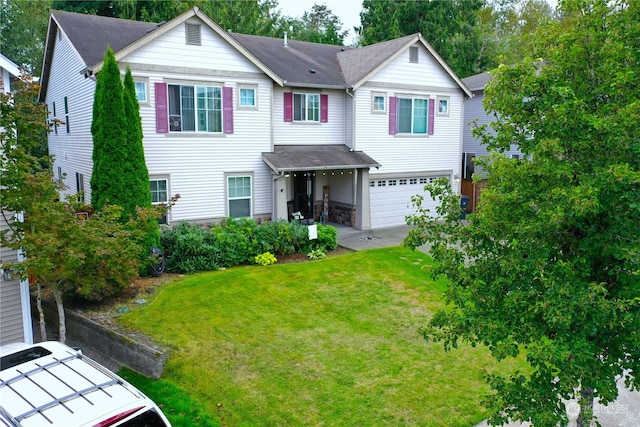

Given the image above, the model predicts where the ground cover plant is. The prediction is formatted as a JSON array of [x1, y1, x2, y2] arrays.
[[119, 247, 524, 426]]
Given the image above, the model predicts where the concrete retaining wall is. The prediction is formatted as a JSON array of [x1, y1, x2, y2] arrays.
[[32, 297, 167, 379]]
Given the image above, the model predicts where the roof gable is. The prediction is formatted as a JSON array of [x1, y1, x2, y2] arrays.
[[39, 7, 471, 99]]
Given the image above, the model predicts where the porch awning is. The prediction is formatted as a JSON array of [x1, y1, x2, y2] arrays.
[[262, 145, 381, 173]]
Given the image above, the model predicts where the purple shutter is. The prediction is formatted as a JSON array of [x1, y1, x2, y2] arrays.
[[155, 82, 168, 133], [284, 92, 293, 122], [388, 96, 397, 135], [223, 86, 234, 134], [320, 94, 328, 123], [428, 98, 435, 135]]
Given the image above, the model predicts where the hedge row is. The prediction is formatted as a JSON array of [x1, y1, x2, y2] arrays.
[[160, 219, 338, 274]]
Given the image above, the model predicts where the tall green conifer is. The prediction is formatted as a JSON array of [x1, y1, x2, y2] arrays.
[[90, 46, 127, 211]]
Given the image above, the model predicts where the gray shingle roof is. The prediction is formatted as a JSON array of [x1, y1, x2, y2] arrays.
[[462, 72, 492, 92], [262, 145, 381, 173], [40, 8, 470, 99], [337, 35, 417, 86], [52, 10, 159, 68], [230, 33, 349, 88]]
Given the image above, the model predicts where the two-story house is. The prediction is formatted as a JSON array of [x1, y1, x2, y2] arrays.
[[39, 7, 472, 231], [1, 52, 34, 345]]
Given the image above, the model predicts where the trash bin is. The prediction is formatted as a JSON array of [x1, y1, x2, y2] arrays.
[[460, 195, 470, 220]]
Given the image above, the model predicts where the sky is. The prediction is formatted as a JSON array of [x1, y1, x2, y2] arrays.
[[277, 0, 559, 46]]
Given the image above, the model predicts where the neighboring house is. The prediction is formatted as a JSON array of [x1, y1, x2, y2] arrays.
[[40, 7, 472, 231], [0, 52, 34, 345], [461, 72, 522, 212]]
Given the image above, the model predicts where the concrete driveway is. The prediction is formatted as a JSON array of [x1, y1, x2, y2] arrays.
[[336, 224, 640, 427]]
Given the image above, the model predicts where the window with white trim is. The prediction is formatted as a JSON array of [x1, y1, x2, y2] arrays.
[[437, 96, 449, 116], [239, 86, 257, 108], [135, 81, 148, 102], [372, 93, 386, 113], [228, 176, 252, 218], [168, 84, 222, 133], [397, 97, 429, 134], [294, 93, 320, 122], [150, 178, 169, 224]]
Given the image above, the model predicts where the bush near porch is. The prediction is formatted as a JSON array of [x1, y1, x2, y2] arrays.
[[160, 219, 337, 274]]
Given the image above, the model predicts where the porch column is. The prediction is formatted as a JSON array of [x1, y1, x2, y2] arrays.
[[273, 174, 288, 220], [354, 168, 371, 231]]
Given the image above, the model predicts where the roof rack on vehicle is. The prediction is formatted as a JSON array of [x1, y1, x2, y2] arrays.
[[0, 351, 124, 425]]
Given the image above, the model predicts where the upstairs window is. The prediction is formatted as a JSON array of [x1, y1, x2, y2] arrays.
[[294, 93, 320, 122], [135, 81, 147, 102], [239, 87, 256, 108], [168, 84, 222, 133], [397, 97, 428, 134], [389, 96, 434, 135], [372, 93, 386, 113]]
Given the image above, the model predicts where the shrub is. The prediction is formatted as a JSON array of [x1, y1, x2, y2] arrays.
[[160, 220, 338, 274], [254, 252, 277, 266]]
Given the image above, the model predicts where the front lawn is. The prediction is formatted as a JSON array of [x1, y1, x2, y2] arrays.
[[119, 247, 521, 426]]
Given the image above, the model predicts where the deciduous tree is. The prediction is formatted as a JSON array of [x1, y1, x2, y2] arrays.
[[1, 75, 146, 343], [405, 0, 640, 425]]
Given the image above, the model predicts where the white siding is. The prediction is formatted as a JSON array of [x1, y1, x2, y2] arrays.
[[46, 31, 97, 203], [124, 20, 261, 74], [354, 87, 462, 178], [273, 88, 348, 146], [369, 44, 455, 88], [47, 16, 277, 224], [353, 43, 465, 227], [139, 74, 273, 223]]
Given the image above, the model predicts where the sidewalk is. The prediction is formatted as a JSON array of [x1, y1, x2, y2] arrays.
[[335, 223, 640, 427]]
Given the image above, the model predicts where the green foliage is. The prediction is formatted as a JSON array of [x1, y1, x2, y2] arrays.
[[0, 75, 151, 304], [90, 47, 127, 212], [91, 50, 159, 271], [405, 1, 640, 425], [359, 0, 486, 77], [254, 251, 277, 266], [0, 0, 52, 76], [307, 248, 326, 260], [161, 220, 337, 274]]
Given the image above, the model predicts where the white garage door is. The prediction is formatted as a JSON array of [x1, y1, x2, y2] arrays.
[[369, 176, 446, 228]]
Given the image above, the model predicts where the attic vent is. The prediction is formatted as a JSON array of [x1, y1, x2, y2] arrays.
[[185, 22, 201, 46], [409, 46, 419, 63]]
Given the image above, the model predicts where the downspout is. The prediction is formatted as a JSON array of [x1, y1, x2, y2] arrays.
[[345, 87, 355, 151], [345, 87, 357, 222]]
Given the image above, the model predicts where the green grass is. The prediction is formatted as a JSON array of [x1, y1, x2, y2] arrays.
[[119, 247, 522, 426], [118, 367, 220, 427]]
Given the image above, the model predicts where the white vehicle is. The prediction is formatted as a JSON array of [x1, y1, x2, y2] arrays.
[[0, 341, 171, 427]]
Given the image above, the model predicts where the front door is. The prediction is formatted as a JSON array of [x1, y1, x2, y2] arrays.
[[293, 171, 314, 220]]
